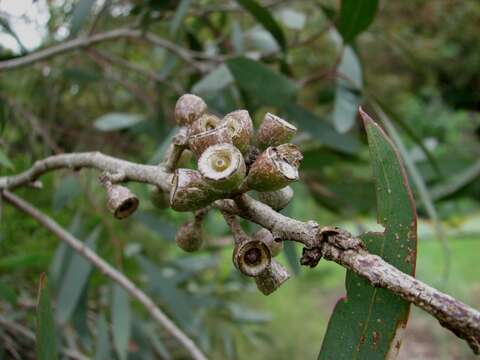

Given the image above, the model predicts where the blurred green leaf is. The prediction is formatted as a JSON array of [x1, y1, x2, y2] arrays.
[[95, 313, 111, 360], [282, 241, 300, 275], [319, 110, 417, 359], [191, 65, 234, 95], [36, 274, 58, 360], [112, 284, 131, 360], [70, 0, 96, 36], [52, 175, 81, 212], [56, 226, 100, 324], [228, 304, 271, 324], [0, 149, 13, 169], [227, 57, 297, 107], [284, 104, 360, 154], [337, 0, 379, 44], [0, 281, 17, 304], [133, 210, 177, 241], [235, 0, 287, 52], [94, 113, 145, 131], [170, 0, 192, 35], [333, 46, 363, 133]]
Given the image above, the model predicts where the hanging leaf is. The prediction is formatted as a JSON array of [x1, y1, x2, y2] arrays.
[[70, 0, 97, 37], [52, 175, 81, 212], [95, 313, 112, 360], [112, 284, 131, 360], [319, 110, 417, 359], [191, 65, 234, 95], [56, 227, 101, 324], [94, 113, 145, 131], [284, 104, 360, 154], [36, 274, 58, 360], [227, 57, 297, 107], [170, 0, 193, 35], [235, 0, 287, 53], [333, 46, 363, 133], [337, 0, 379, 44]]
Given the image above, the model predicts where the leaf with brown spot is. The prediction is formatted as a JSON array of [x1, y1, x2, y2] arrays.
[[318, 109, 417, 359]]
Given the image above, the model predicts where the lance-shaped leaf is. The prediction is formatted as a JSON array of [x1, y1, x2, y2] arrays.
[[337, 0, 379, 44], [319, 109, 417, 359], [36, 274, 58, 360]]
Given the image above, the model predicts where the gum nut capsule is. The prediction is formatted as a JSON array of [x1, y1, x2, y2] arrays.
[[246, 145, 301, 192], [255, 259, 290, 295], [233, 240, 271, 277], [258, 186, 294, 211], [175, 221, 203, 252], [222, 110, 253, 154], [188, 125, 232, 157], [170, 169, 215, 212], [252, 228, 283, 257], [150, 186, 170, 209], [198, 143, 246, 192], [106, 184, 139, 219], [276, 143, 303, 167], [257, 113, 297, 150], [189, 113, 222, 137], [174, 94, 207, 126]]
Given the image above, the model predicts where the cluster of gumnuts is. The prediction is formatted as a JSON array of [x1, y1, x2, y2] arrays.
[[106, 94, 303, 295]]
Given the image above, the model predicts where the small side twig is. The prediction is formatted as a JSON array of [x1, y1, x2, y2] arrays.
[[1, 190, 207, 360]]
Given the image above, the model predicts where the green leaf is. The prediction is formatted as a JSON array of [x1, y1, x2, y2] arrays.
[[333, 47, 363, 133], [170, 0, 192, 35], [56, 227, 100, 324], [70, 0, 96, 36], [235, 0, 287, 52], [94, 113, 145, 131], [282, 239, 300, 275], [0, 149, 13, 169], [133, 210, 177, 241], [52, 175, 81, 212], [284, 104, 360, 154], [0, 281, 17, 305], [36, 274, 58, 360], [95, 313, 111, 360], [227, 57, 297, 107], [191, 65, 234, 95], [319, 109, 417, 359], [337, 0, 379, 44], [112, 284, 131, 360]]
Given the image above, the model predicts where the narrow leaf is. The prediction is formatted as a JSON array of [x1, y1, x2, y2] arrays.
[[36, 274, 58, 360], [319, 109, 417, 359], [52, 175, 81, 212], [337, 0, 379, 44], [227, 57, 297, 107], [95, 313, 111, 360], [170, 0, 192, 35], [235, 0, 287, 52], [112, 284, 131, 360], [56, 227, 101, 324], [94, 113, 145, 131], [70, 0, 97, 37]]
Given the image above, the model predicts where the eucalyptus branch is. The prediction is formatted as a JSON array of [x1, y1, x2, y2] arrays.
[[1, 190, 207, 360], [0, 28, 213, 72], [1, 152, 480, 353]]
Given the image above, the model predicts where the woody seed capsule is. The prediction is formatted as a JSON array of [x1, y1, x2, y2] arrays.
[[258, 186, 294, 211], [257, 113, 297, 150], [188, 125, 232, 157], [170, 169, 216, 212], [222, 110, 253, 154], [255, 259, 290, 295], [252, 228, 283, 257], [175, 221, 203, 252], [106, 184, 139, 219], [189, 113, 222, 137], [233, 239, 271, 277], [174, 94, 207, 126], [246, 145, 302, 192], [198, 143, 246, 192]]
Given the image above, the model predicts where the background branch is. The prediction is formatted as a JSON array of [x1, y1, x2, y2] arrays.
[[1, 190, 207, 360]]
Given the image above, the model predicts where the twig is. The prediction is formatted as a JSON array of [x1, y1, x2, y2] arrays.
[[1, 190, 207, 360], [0, 28, 211, 72], [1, 153, 480, 353]]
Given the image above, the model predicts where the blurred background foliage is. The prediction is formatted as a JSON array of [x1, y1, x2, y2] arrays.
[[0, 0, 480, 359]]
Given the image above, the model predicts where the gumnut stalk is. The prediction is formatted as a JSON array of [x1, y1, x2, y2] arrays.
[[257, 113, 297, 150], [246, 144, 302, 192], [175, 221, 203, 252], [188, 125, 232, 157], [198, 143, 246, 192], [258, 186, 294, 211], [174, 94, 207, 126], [170, 169, 216, 211], [255, 259, 290, 295], [222, 110, 254, 154], [233, 239, 271, 277], [104, 183, 139, 219], [253, 228, 283, 257]]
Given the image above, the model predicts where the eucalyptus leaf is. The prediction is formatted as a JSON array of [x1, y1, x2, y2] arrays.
[[0, 149, 13, 169], [94, 113, 145, 131], [36, 275, 58, 360], [112, 284, 131, 360], [52, 175, 81, 212], [191, 65, 234, 95], [95, 313, 111, 360], [70, 0, 96, 37], [337, 0, 379, 44]]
